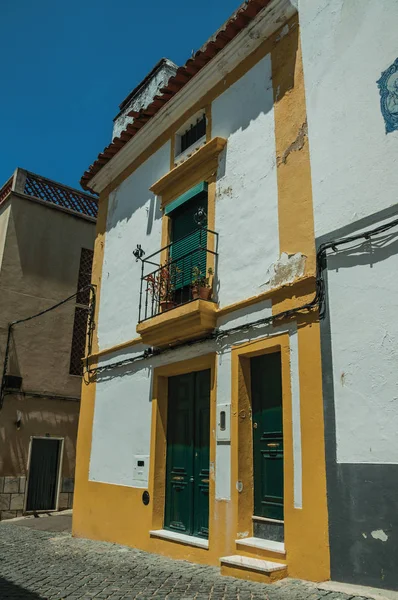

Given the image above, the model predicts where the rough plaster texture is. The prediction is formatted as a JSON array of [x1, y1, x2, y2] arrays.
[[97, 143, 169, 351], [113, 60, 177, 140], [326, 224, 398, 465], [212, 54, 280, 307], [299, 0, 398, 238]]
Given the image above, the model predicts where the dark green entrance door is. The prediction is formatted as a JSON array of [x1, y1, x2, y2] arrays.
[[250, 352, 284, 520], [164, 369, 210, 538]]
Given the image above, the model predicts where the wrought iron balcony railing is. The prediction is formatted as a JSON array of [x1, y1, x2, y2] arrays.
[[137, 228, 218, 323]]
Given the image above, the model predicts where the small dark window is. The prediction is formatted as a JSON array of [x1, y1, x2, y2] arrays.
[[180, 114, 206, 153], [69, 307, 89, 375], [69, 248, 94, 376], [76, 248, 93, 305]]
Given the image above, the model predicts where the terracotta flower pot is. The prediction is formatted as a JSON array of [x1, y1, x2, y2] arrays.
[[160, 300, 176, 312], [192, 286, 212, 301]]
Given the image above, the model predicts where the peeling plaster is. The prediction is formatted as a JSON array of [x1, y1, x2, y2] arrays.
[[261, 252, 307, 289], [237, 531, 249, 539], [277, 120, 308, 165], [371, 530, 389, 542]]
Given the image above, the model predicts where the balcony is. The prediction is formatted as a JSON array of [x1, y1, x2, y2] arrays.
[[136, 227, 218, 347]]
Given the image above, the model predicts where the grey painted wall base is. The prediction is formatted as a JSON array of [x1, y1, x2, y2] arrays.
[[328, 463, 398, 591], [321, 266, 398, 591]]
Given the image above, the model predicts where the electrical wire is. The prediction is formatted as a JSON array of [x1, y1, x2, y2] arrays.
[[87, 215, 398, 377], [0, 284, 96, 409]]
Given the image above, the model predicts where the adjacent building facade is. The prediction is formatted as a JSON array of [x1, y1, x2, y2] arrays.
[[0, 168, 97, 519], [74, 0, 398, 591]]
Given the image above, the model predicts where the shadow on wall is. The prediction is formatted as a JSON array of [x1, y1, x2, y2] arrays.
[[327, 230, 398, 271], [0, 576, 42, 599], [101, 20, 300, 238]]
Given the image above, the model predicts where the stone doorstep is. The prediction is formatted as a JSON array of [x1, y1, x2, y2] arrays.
[[220, 555, 287, 583], [149, 529, 209, 549], [236, 537, 286, 555]]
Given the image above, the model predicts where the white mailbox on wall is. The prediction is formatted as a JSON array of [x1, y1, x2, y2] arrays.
[[216, 403, 231, 442]]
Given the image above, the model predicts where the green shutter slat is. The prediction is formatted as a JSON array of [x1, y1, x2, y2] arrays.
[[165, 182, 208, 216], [170, 194, 208, 290]]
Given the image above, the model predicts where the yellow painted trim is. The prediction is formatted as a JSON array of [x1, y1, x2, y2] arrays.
[[149, 353, 218, 561], [220, 564, 287, 584], [85, 336, 143, 362], [272, 17, 316, 276], [151, 137, 226, 207], [231, 335, 290, 561], [217, 275, 316, 317], [230, 324, 330, 581], [136, 299, 217, 348]]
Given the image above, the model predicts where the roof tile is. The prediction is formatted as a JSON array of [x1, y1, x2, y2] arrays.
[[81, 0, 272, 191]]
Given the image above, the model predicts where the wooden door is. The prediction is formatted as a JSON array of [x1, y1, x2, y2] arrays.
[[164, 369, 210, 538], [26, 438, 62, 512], [251, 352, 284, 521]]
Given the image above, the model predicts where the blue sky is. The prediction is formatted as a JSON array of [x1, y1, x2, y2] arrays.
[[0, 0, 241, 192]]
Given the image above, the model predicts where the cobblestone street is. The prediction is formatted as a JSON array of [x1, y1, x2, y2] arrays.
[[0, 518, 371, 600]]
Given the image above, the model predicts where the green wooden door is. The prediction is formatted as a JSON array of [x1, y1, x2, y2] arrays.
[[170, 193, 208, 290], [193, 370, 210, 538], [250, 352, 284, 520], [165, 369, 210, 538]]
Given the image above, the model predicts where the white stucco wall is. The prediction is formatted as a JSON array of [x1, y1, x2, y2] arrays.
[[97, 142, 170, 350], [299, 0, 398, 237], [297, 0, 398, 467], [326, 220, 398, 464], [212, 53, 279, 307]]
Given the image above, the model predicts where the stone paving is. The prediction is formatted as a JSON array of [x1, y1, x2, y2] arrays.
[[0, 520, 372, 600]]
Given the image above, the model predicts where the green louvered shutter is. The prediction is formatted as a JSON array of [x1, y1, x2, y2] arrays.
[[170, 192, 208, 290]]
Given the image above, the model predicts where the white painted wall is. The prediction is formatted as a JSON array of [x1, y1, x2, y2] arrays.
[[97, 142, 170, 350], [297, 0, 398, 466], [299, 0, 398, 237], [326, 220, 398, 464], [212, 53, 279, 307], [89, 360, 153, 487]]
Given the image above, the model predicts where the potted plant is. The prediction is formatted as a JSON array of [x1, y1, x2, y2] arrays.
[[191, 266, 213, 300], [145, 264, 178, 312]]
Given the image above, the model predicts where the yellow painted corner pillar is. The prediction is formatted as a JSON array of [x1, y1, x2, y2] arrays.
[[269, 17, 330, 581]]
